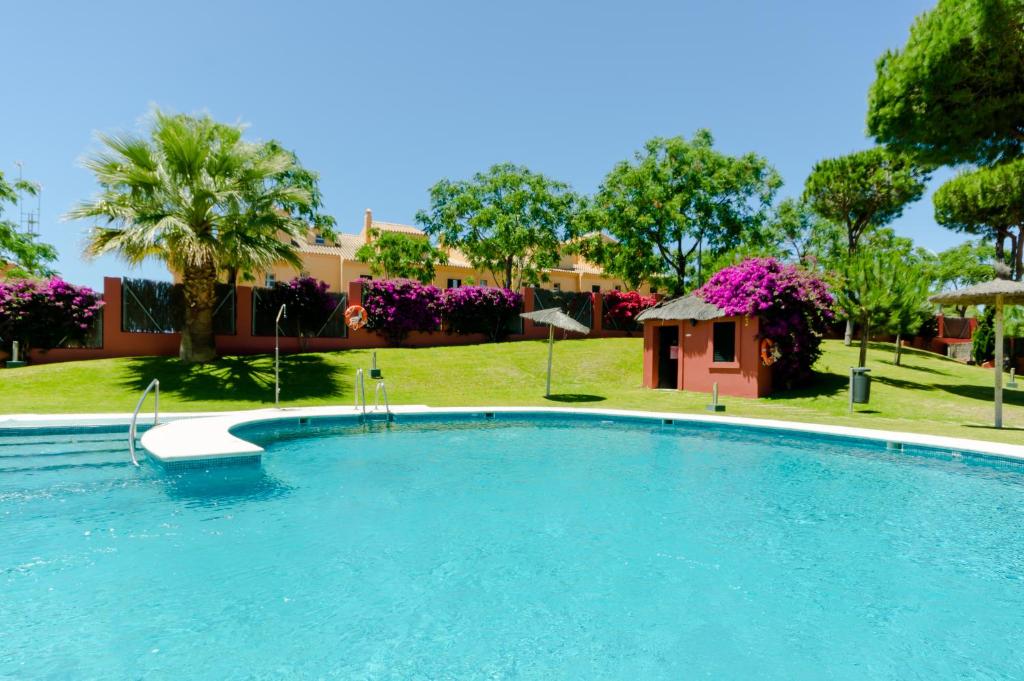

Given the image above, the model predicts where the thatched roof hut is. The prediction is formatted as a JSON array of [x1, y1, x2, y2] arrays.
[[636, 294, 726, 322]]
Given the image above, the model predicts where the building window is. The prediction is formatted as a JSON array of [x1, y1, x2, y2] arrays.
[[447, 278, 461, 288], [300, 271, 309, 278], [552, 282, 561, 291], [359, 274, 372, 281], [314, 234, 325, 245], [264, 273, 276, 287], [712, 321, 736, 363], [650, 287, 658, 295], [591, 285, 601, 293], [614, 285, 622, 291], [479, 279, 487, 287]]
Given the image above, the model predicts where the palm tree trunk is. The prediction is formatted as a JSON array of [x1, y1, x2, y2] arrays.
[[844, 319, 854, 346], [179, 261, 218, 363], [858, 316, 870, 367], [894, 331, 902, 366]]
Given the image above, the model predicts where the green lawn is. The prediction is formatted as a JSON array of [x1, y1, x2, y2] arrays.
[[2, 338, 1020, 444]]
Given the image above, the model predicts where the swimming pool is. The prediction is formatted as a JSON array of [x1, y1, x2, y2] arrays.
[[3, 414, 1024, 679]]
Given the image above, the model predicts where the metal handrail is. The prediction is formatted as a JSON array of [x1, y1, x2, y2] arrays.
[[354, 369, 366, 416], [128, 378, 159, 466], [374, 380, 391, 416]]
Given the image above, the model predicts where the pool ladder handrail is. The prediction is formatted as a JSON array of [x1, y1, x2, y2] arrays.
[[128, 378, 159, 467], [354, 368, 367, 416], [374, 380, 391, 416]]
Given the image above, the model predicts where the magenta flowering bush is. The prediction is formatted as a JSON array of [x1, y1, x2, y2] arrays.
[[0, 277, 104, 352], [362, 279, 442, 345], [440, 286, 523, 341], [698, 258, 833, 386], [602, 290, 657, 331]]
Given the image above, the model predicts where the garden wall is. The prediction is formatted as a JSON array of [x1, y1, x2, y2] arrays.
[[22, 278, 635, 364]]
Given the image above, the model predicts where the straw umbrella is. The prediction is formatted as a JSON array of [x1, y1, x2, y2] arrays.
[[930, 279, 1024, 428], [520, 307, 591, 397]]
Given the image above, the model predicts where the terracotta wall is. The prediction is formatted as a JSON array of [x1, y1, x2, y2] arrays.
[[642, 316, 771, 399], [22, 277, 634, 365]]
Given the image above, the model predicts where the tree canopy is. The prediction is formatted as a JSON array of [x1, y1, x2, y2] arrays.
[[415, 163, 577, 289], [867, 0, 1024, 166], [576, 130, 780, 295], [68, 110, 329, 363], [933, 159, 1024, 278], [932, 240, 996, 315], [802, 147, 930, 255], [0, 170, 57, 278], [356, 229, 447, 283]]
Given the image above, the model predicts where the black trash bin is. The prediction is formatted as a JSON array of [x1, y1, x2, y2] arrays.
[[851, 367, 871, 404]]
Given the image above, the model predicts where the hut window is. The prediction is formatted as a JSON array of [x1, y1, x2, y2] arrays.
[[592, 285, 601, 293], [713, 321, 736, 363]]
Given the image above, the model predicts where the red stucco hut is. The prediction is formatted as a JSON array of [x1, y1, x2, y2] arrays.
[[636, 294, 772, 399]]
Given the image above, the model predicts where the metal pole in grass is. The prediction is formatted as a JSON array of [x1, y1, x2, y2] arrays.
[[275, 304, 287, 408], [848, 367, 854, 414], [546, 324, 554, 398]]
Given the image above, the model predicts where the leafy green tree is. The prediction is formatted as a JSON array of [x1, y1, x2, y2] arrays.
[[835, 249, 922, 367], [883, 256, 933, 366], [867, 0, 1024, 167], [415, 163, 577, 289], [768, 198, 838, 264], [356, 229, 447, 283], [972, 306, 997, 364], [221, 141, 336, 285], [0, 170, 57, 278], [803, 147, 929, 344], [68, 110, 328, 363], [933, 240, 996, 316], [575, 130, 780, 295], [933, 159, 1024, 279]]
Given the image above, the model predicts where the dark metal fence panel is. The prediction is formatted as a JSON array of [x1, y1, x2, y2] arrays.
[[943, 317, 972, 339], [252, 287, 347, 338], [122, 278, 235, 335], [531, 288, 593, 329], [121, 278, 183, 333], [212, 284, 236, 335]]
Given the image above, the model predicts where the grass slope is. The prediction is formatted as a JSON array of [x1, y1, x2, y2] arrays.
[[1, 338, 1020, 444]]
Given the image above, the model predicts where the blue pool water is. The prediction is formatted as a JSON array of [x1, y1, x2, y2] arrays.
[[3, 417, 1024, 679]]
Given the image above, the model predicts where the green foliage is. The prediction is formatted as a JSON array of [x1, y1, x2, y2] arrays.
[[867, 0, 1024, 166], [415, 163, 577, 289], [355, 229, 447, 283], [768, 198, 838, 264], [0, 170, 57, 278], [803, 147, 930, 255], [933, 240, 997, 315], [67, 109, 331, 363], [576, 130, 780, 295], [834, 247, 930, 367], [933, 159, 1024, 278], [972, 306, 997, 364]]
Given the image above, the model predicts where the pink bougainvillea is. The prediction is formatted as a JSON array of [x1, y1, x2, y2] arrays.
[[698, 258, 833, 386], [440, 286, 523, 341], [361, 279, 443, 345], [0, 277, 104, 351]]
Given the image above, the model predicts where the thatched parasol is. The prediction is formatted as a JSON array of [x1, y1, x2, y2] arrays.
[[931, 278, 1024, 428], [520, 307, 591, 397]]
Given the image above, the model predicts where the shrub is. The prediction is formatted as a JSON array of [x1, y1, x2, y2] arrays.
[[0, 277, 104, 352], [972, 307, 996, 364], [602, 290, 656, 331], [362, 279, 442, 345], [698, 257, 834, 387], [440, 286, 523, 341]]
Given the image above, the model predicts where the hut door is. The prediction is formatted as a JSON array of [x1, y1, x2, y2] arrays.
[[657, 326, 679, 389]]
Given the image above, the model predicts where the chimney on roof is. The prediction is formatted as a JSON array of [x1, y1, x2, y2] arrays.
[[363, 208, 373, 242]]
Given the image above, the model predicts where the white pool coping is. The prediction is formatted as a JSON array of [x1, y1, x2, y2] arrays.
[[3, 406, 1021, 466], [91, 405, 1024, 466]]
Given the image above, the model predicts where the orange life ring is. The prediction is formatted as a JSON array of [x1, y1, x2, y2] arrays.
[[344, 305, 368, 330], [760, 338, 778, 366]]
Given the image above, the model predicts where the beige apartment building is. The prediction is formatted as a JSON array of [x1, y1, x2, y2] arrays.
[[260, 209, 635, 293]]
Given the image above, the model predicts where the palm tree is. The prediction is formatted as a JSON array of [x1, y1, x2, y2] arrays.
[[68, 111, 329, 363]]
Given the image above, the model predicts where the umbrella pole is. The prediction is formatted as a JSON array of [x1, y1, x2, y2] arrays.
[[546, 325, 554, 398], [995, 294, 1004, 429]]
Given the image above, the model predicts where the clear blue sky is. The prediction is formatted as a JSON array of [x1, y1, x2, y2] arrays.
[[2, 0, 958, 288]]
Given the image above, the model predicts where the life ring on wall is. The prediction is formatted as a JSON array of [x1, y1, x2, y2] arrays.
[[344, 305, 368, 330], [759, 338, 779, 366]]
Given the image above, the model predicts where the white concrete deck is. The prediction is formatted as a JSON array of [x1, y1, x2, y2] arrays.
[[3, 406, 1022, 466]]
